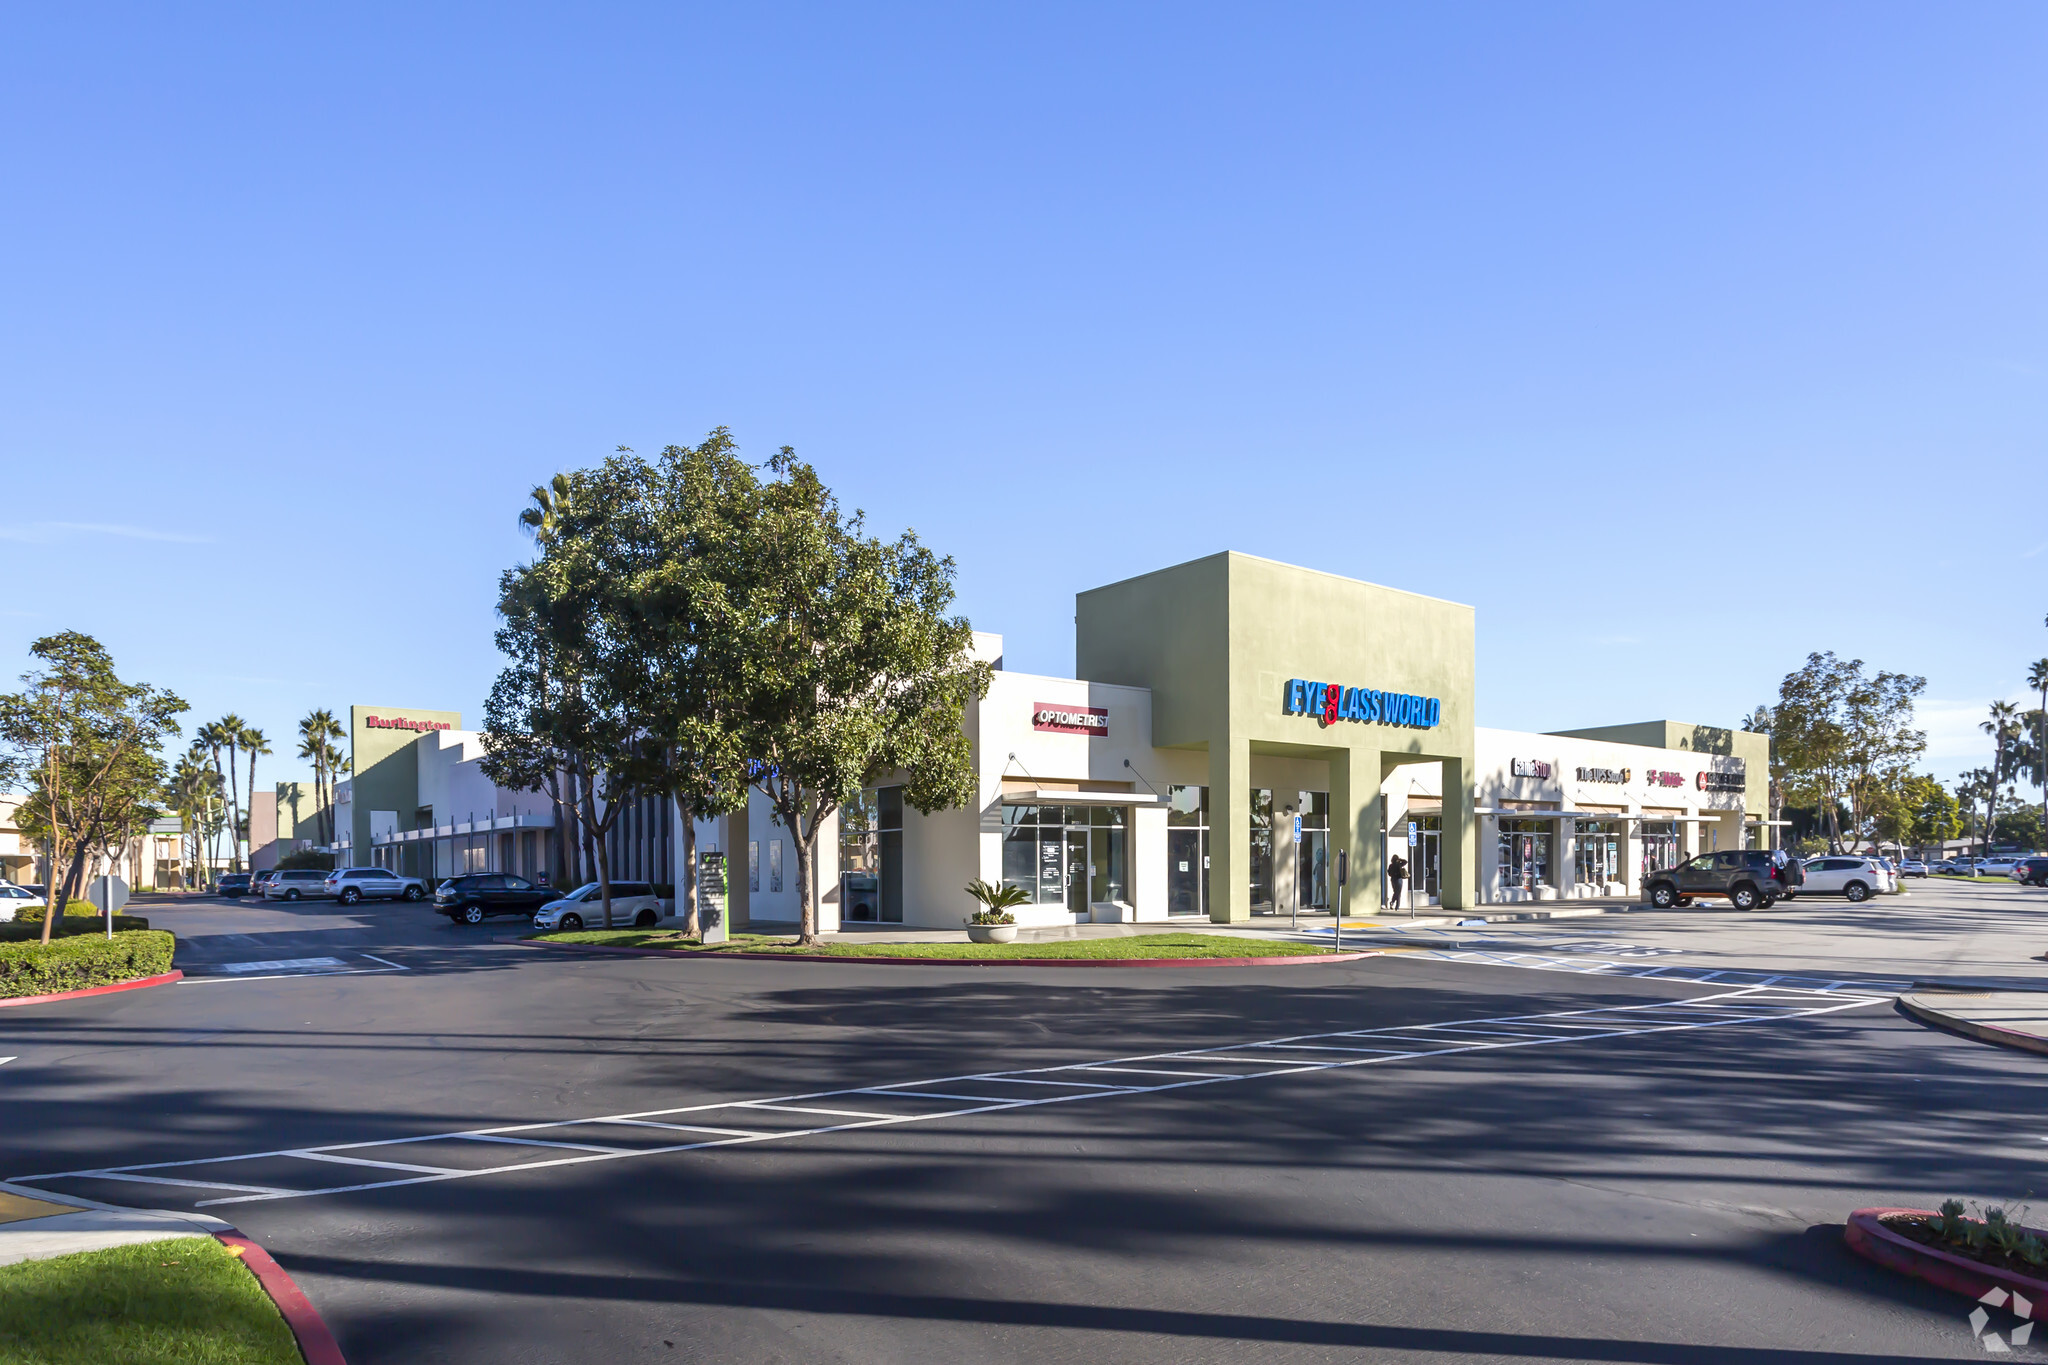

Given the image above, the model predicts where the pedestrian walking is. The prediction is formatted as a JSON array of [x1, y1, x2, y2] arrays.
[[1386, 853, 1408, 910]]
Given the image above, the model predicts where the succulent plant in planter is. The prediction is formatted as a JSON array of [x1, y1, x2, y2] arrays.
[[964, 879, 1028, 942]]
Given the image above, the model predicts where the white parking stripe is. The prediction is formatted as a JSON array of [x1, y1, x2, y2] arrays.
[[735, 1103, 899, 1120], [595, 1119, 769, 1138], [290, 1151, 462, 1175], [10, 985, 1881, 1210]]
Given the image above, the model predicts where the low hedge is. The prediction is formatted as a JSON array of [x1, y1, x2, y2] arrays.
[[12, 900, 139, 924], [0, 930, 175, 999], [0, 916, 152, 942]]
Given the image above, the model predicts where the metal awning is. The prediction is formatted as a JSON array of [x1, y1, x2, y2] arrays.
[[1000, 789, 1164, 806]]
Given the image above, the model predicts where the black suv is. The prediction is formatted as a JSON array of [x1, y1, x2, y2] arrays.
[[1645, 850, 1803, 910], [216, 872, 253, 898], [2018, 856, 2048, 888], [435, 874, 553, 925]]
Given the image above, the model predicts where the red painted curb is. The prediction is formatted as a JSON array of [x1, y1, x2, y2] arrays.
[[214, 1231, 348, 1365], [1844, 1208, 2048, 1303], [508, 938, 1374, 968], [0, 969, 183, 1009]]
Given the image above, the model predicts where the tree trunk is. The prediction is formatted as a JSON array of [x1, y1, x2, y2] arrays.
[[224, 742, 242, 872], [792, 815, 818, 945]]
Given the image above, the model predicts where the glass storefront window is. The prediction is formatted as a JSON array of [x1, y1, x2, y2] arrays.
[[1003, 804, 1127, 912], [1640, 822, 1681, 882], [1574, 820, 1619, 887], [1249, 788, 1274, 909], [1296, 790, 1329, 911], [1497, 819, 1552, 894], [1167, 786, 1208, 916]]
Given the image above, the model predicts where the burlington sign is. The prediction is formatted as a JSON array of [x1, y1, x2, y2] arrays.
[[1283, 679, 1442, 730]]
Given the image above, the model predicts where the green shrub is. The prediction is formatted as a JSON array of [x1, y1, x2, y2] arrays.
[[0, 916, 151, 942], [0, 930, 175, 998], [14, 899, 121, 924]]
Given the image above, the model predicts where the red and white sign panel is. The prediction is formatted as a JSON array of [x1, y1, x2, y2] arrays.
[[1032, 703, 1108, 737], [366, 715, 452, 733]]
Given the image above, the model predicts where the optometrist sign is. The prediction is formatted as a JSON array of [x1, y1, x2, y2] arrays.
[[1283, 678, 1441, 730], [1033, 703, 1109, 737]]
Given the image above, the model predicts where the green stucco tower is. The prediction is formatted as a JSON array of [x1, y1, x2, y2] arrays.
[[1077, 552, 1479, 918]]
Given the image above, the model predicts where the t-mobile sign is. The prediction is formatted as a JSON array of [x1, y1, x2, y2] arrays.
[[1032, 703, 1109, 737]]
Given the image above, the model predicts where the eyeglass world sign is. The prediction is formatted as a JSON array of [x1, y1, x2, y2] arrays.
[[1283, 679, 1442, 729]]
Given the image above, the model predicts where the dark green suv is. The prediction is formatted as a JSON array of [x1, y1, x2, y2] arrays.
[[1645, 849, 1803, 910]]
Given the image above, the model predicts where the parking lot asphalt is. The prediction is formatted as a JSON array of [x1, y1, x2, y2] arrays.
[[4, 890, 2044, 1362]]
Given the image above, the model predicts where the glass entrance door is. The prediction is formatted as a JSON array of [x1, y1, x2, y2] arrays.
[[1574, 821, 1619, 890]]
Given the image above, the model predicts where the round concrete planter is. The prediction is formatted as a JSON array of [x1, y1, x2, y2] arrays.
[[965, 921, 1019, 944], [1845, 1208, 2048, 1303]]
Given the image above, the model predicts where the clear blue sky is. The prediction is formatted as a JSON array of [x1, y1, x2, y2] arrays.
[[4, 3, 2044, 794]]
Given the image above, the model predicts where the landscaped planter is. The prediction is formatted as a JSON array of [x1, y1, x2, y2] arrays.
[[1845, 1208, 2048, 1303], [965, 922, 1019, 944]]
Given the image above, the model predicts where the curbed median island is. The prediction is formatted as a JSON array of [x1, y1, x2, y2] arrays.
[[0, 919, 175, 1000], [522, 929, 1365, 963], [0, 1237, 303, 1365]]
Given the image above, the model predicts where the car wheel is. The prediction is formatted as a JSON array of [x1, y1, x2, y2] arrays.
[[459, 903, 485, 925], [285, 888, 301, 901], [1648, 882, 1678, 909], [1759, 894, 1778, 908], [634, 908, 657, 928], [402, 886, 422, 901], [1844, 881, 1870, 903], [1729, 883, 1759, 911], [560, 912, 583, 931], [338, 888, 360, 906]]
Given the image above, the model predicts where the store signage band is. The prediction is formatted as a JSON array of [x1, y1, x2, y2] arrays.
[[1697, 770, 1745, 792], [1033, 703, 1109, 737], [366, 715, 451, 733], [1576, 766, 1630, 784], [1510, 757, 1552, 779], [1646, 769, 1684, 788], [1283, 679, 1441, 729]]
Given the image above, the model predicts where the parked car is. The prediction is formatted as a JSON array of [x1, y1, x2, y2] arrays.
[[2013, 857, 2048, 887], [321, 867, 426, 905], [435, 873, 557, 925], [216, 872, 253, 898], [1643, 850, 1798, 910], [1799, 856, 1891, 902], [263, 868, 335, 901], [1897, 860, 1929, 878], [250, 870, 281, 897], [531, 881, 663, 931], [0, 882, 39, 922], [1976, 857, 2023, 878]]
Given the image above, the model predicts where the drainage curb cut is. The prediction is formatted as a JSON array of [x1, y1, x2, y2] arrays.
[[1844, 1207, 2048, 1303], [213, 1230, 348, 1365], [505, 938, 1375, 968], [0, 970, 183, 1010], [1896, 993, 2048, 1058]]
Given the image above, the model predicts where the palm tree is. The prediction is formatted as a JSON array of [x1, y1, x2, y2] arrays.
[[215, 713, 248, 871], [2030, 659, 2048, 852], [1981, 700, 2022, 860], [519, 475, 579, 884], [297, 709, 344, 847], [241, 725, 270, 862]]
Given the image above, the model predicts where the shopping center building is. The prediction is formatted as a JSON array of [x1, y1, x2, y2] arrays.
[[734, 551, 1772, 932], [278, 553, 1769, 932]]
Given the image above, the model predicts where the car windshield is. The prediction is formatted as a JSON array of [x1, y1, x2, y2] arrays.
[[565, 883, 600, 901]]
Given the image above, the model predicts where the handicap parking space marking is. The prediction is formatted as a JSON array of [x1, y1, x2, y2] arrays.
[[178, 954, 412, 983], [8, 982, 1886, 1212]]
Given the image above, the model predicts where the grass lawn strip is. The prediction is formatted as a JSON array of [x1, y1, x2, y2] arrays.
[[0, 1237, 301, 1365], [528, 929, 1345, 959]]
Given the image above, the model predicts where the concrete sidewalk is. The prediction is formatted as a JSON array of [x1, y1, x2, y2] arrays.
[[707, 903, 1636, 944], [0, 1180, 231, 1266], [1898, 991, 2048, 1058]]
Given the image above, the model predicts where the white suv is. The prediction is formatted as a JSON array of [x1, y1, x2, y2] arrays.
[[1800, 856, 1892, 902], [322, 867, 427, 905]]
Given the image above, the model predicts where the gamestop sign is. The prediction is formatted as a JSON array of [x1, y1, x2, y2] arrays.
[[1033, 703, 1109, 737], [366, 715, 451, 734]]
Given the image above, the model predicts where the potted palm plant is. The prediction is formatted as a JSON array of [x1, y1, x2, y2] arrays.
[[964, 879, 1028, 944]]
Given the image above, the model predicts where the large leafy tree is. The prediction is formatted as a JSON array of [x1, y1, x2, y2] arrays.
[[0, 633, 185, 942], [1772, 652, 1925, 852], [714, 449, 990, 945]]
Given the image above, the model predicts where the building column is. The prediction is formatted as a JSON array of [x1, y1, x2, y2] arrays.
[[1209, 737, 1252, 923], [1438, 755, 1475, 911], [1331, 745, 1382, 919], [1622, 808, 1643, 899], [1131, 802, 1168, 920], [728, 804, 750, 932], [813, 809, 841, 934]]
